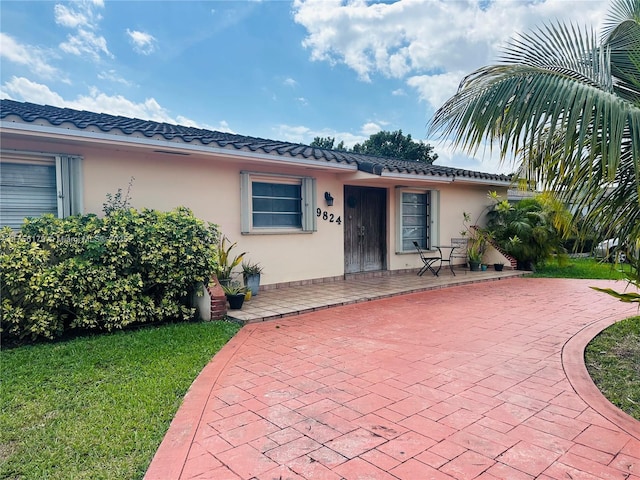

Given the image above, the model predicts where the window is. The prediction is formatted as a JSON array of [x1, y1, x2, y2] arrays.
[[241, 172, 316, 233], [397, 189, 439, 252], [0, 152, 82, 229]]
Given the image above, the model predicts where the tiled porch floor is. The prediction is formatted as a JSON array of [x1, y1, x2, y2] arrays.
[[229, 268, 525, 323]]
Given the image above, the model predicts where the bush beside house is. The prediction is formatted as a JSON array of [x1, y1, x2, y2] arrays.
[[486, 194, 572, 270], [1, 207, 219, 343]]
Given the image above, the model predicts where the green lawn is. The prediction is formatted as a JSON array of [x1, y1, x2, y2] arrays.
[[1, 321, 240, 480], [585, 316, 640, 421], [531, 256, 629, 279]]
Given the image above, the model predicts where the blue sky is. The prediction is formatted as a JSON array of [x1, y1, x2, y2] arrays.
[[1, 0, 608, 173]]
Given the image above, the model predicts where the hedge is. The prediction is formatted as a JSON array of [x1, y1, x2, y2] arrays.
[[1, 207, 219, 343]]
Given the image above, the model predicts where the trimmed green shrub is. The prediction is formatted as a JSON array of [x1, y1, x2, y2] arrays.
[[486, 194, 572, 269], [1, 207, 219, 343], [1, 231, 67, 340]]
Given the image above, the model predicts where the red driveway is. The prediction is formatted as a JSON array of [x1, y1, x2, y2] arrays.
[[146, 278, 640, 480]]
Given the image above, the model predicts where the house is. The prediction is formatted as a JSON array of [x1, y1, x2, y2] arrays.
[[0, 99, 513, 288]]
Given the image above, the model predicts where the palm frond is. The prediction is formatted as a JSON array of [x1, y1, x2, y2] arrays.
[[606, 22, 640, 104], [603, 0, 640, 41], [429, 2, 640, 258]]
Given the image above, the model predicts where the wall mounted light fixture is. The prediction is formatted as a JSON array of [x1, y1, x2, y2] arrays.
[[324, 191, 334, 206]]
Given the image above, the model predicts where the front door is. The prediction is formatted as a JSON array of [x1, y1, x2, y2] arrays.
[[344, 186, 386, 273]]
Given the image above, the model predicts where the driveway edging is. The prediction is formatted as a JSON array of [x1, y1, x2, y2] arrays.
[[562, 314, 640, 440]]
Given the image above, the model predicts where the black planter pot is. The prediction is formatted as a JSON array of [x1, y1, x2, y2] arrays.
[[469, 261, 481, 272], [226, 293, 245, 310], [494, 263, 504, 271]]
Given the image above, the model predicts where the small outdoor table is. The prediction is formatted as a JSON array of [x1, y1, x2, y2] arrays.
[[433, 245, 460, 276], [413, 241, 459, 277]]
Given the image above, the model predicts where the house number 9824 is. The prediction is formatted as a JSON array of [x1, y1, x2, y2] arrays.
[[316, 208, 341, 225]]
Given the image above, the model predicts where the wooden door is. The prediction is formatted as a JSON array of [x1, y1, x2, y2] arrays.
[[344, 186, 386, 273]]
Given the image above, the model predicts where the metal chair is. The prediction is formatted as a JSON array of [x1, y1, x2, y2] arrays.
[[413, 241, 441, 276], [449, 237, 468, 274]]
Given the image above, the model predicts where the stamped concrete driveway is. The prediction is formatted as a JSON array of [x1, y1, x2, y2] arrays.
[[146, 278, 640, 480]]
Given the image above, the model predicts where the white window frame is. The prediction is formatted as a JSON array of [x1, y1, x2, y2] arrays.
[[395, 188, 440, 253], [55, 155, 83, 218], [0, 150, 83, 229], [240, 171, 316, 234]]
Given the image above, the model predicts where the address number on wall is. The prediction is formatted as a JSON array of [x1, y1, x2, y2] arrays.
[[316, 208, 341, 225]]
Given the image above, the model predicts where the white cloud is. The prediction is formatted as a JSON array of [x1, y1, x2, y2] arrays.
[[97, 70, 135, 87], [55, 0, 112, 61], [126, 29, 157, 55], [0, 77, 234, 131], [428, 137, 517, 175], [54, 4, 90, 28], [391, 88, 406, 96], [0, 33, 61, 80], [177, 115, 235, 133], [283, 77, 298, 87], [60, 30, 111, 61], [273, 124, 311, 143], [54, 0, 103, 29], [361, 122, 382, 136], [407, 71, 465, 110], [274, 124, 368, 148], [208, 120, 234, 134], [296, 97, 308, 106], [1, 77, 66, 106], [293, 0, 609, 108]]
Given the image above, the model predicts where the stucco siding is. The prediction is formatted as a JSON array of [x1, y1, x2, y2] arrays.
[[79, 147, 348, 286], [1, 134, 509, 286]]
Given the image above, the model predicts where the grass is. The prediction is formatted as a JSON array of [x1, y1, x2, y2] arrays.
[[0, 320, 241, 480], [585, 317, 640, 421], [530, 256, 629, 279]]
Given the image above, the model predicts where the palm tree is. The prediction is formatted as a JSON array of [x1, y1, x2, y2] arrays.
[[429, 0, 640, 257]]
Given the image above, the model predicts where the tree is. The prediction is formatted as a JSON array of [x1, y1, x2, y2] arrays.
[[310, 136, 336, 149], [429, 0, 640, 260], [352, 130, 438, 164], [310, 130, 438, 163]]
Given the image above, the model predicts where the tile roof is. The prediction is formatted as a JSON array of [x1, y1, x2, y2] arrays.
[[0, 99, 511, 182]]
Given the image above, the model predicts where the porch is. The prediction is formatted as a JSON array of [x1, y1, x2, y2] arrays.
[[228, 267, 526, 323]]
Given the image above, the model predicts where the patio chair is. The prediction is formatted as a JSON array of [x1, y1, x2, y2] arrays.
[[413, 241, 441, 276], [448, 237, 468, 274]]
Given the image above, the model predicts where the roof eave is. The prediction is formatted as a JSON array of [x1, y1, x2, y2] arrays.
[[451, 176, 512, 187], [0, 121, 358, 172], [379, 170, 511, 186], [379, 171, 454, 183]]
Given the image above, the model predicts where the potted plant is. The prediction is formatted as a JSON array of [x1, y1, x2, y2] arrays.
[[462, 212, 488, 271], [242, 261, 263, 296], [222, 281, 246, 310], [466, 234, 485, 271], [215, 236, 246, 286]]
